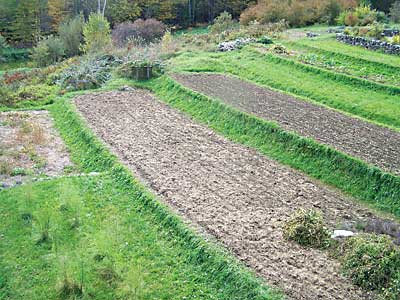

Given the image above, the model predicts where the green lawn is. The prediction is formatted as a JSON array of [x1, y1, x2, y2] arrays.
[[0, 175, 280, 300], [170, 48, 400, 130]]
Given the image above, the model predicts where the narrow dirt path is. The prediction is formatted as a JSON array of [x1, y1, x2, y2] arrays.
[[172, 73, 400, 176], [74, 91, 386, 300]]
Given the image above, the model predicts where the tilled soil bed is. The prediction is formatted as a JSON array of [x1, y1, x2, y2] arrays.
[[173, 73, 400, 175], [74, 90, 394, 300]]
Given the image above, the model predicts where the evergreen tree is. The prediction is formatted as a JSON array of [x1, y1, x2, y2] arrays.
[[12, 0, 40, 46]]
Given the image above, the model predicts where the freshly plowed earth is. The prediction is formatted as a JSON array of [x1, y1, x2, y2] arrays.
[[74, 91, 385, 300], [173, 73, 400, 175]]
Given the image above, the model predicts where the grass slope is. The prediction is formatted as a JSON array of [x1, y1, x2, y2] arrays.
[[131, 75, 400, 218], [2, 176, 277, 299], [296, 36, 400, 68], [171, 48, 400, 130], [279, 41, 400, 87]]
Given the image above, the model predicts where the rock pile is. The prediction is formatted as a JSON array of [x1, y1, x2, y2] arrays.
[[382, 29, 400, 37], [218, 38, 255, 52], [336, 33, 400, 55]]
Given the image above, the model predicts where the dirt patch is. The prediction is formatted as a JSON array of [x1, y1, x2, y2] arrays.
[[74, 90, 397, 300], [172, 73, 400, 176], [0, 111, 73, 188]]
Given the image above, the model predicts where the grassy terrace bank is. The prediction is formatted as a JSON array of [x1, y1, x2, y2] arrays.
[[278, 41, 400, 87], [0, 94, 282, 300], [130, 75, 400, 218], [170, 47, 400, 130], [296, 36, 400, 68]]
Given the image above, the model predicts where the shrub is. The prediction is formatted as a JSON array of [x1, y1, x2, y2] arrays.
[[112, 19, 166, 46], [133, 19, 166, 43], [270, 44, 288, 54], [15, 84, 57, 102], [112, 22, 137, 47], [241, 0, 357, 27], [0, 35, 8, 50], [338, 5, 383, 26], [55, 55, 119, 91], [390, 1, 400, 23], [239, 6, 259, 25], [283, 209, 331, 248], [210, 12, 236, 34], [59, 16, 84, 57], [339, 234, 400, 292], [0, 48, 29, 62], [31, 36, 65, 67], [0, 84, 16, 107], [393, 35, 400, 44], [82, 13, 112, 53], [366, 22, 385, 39], [380, 273, 400, 300]]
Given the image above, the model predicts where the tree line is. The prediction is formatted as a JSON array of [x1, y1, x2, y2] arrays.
[[0, 0, 254, 46]]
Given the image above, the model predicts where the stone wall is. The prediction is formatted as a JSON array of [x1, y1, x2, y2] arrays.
[[336, 33, 400, 55]]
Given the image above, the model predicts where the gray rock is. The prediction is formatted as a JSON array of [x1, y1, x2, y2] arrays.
[[331, 230, 356, 239], [336, 33, 400, 55]]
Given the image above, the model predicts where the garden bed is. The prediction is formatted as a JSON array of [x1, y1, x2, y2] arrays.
[[0, 111, 72, 188], [74, 90, 399, 300], [173, 73, 400, 176]]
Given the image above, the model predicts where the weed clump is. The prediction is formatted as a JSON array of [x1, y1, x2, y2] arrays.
[[338, 234, 400, 293], [283, 208, 331, 248], [58, 278, 83, 300]]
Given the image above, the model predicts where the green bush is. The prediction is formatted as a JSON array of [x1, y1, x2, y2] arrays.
[[55, 55, 119, 91], [0, 35, 8, 50], [16, 84, 57, 102], [380, 272, 400, 300], [59, 16, 84, 57], [0, 48, 29, 63], [366, 22, 385, 39], [31, 36, 65, 67], [339, 234, 400, 292], [210, 12, 236, 34], [82, 13, 112, 53], [0, 84, 16, 107], [337, 5, 385, 26], [283, 209, 331, 249]]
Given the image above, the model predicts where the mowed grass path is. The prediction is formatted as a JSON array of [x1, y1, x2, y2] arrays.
[[171, 48, 400, 129]]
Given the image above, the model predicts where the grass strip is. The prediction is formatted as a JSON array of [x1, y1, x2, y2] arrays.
[[46, 93, 282, 300], [134, 75, 400, 218], [256, 47, 400, 95], [296, 37, 400, 68], [282, 41, 400, 75], [171, 49, 400, 130]]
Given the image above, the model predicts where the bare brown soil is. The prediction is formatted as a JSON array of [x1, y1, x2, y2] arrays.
[[172, 73, 400, 176], [0, 111, 72, 188], [73, 90, 400, 300]]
